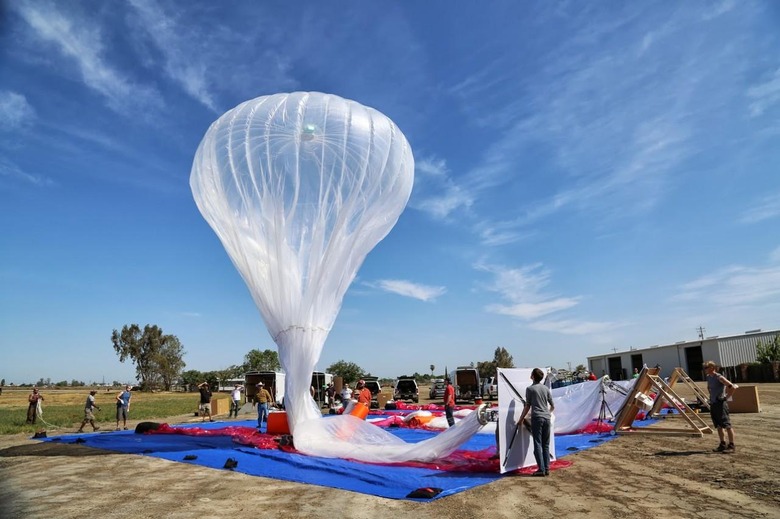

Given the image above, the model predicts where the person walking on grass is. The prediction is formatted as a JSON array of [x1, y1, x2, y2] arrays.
[[198, 382, 214, 422], [517, 367, 555, 477], [704, 361, 738, 453], [78, 390, 101, 433], [26, 387, 44, 424], [115, 385, 132, 430]]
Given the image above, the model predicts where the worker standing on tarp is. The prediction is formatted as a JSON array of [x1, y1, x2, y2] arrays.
[[255, 382, 273, 430], [517, 368, 555, 477], [443, 378, 455, 427]]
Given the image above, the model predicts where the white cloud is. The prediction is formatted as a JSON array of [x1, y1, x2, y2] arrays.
[[486, 299, 579, 320], [411, 156, 473, 220], [13, 2, 161, 113], [527, 319, 620, 335], [739, 192, 780, 224], [0, 91, 36, 130], [127, 0, 217, 111], [770, 246, 780, 264], [477, 262, 578, 318], [477, 261, 618, 334], [0, 157, 55, 187], [369, 279, 446, 302], [747, 68, 780, 117], [448, 4, 761, 237], [674, 262, 780, 307]]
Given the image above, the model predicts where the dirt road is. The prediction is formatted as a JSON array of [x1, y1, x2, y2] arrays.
[[1, 385, 778, 519]]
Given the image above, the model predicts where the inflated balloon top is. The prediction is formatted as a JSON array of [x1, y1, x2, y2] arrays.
[[190, 92, 414, 429], [191, 93, 488, 463]]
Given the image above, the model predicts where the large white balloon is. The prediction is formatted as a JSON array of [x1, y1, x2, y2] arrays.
[[191, 92, 483, 462]]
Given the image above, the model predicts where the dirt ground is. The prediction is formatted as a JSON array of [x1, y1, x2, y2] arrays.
[[1, 384, 778, 519]]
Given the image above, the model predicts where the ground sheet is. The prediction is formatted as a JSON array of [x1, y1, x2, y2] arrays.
[[40, 418, 618, 501]]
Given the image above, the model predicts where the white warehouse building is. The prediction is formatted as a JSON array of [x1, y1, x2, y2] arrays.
[[587, 328, 779, 382]]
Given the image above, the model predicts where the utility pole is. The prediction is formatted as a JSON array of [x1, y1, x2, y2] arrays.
[[697, 326, 705, 340]]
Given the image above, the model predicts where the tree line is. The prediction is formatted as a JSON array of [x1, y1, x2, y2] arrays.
[[111, 322, 520, 391]]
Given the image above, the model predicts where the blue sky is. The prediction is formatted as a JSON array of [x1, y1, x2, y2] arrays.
[[1, 1, 779, 385]]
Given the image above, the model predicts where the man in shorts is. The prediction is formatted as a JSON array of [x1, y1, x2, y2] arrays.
[[704, 360, 737, 452], [198, 382, 214, 422], [78, 390, 101, 433], [115, 385, 132, 431]]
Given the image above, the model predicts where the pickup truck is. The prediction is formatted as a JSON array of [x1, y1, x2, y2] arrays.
[[482, 376, 498, 400]]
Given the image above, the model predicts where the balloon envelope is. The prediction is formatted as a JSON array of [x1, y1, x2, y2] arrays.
[[190, 92, 414, 430]]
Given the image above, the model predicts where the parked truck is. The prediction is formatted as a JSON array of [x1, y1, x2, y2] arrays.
[[454, 366, 481, 403], [311, 371, 334, 408], [244, 371, 285, 406]]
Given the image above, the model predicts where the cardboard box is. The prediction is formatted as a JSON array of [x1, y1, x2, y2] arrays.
[[729, 385, 760, 413]]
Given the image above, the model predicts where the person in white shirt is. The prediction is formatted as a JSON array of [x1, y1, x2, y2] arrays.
[[230, 383, 244, 418], [341, 383, 353, 409]]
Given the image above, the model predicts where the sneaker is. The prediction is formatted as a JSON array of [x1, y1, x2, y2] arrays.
[[531, 470, 545, 477], [123, 427, 128, 430], [544, 470, 550, 476], [209, 419, 214, 422], [93, 427, 100, 432], [115, 427, 121, 431], [725, 443, 735, 453], [713, 443, 726, 452], [77, 429, 84, 433]]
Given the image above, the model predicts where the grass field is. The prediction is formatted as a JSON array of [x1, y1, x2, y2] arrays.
[[0, 388, 229, 435]]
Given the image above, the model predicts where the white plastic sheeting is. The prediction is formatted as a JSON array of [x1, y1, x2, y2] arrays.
[[191, 92, 485, 462], [551, 378, 633, 434]]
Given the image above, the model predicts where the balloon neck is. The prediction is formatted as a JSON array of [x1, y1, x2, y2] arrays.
[[273, 324, 330, 344]]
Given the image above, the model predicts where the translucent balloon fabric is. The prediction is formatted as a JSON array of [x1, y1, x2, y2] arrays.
[[191, 92, 485, 462], [549, 378, 634, 434]]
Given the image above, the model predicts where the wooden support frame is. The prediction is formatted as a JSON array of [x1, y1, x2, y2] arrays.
[[648, 367, 710, 418], [613, 367, 712, 437]]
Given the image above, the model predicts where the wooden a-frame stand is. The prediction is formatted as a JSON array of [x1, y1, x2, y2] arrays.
[[613, 367, 712, 437], [647, 367, 710, 418]]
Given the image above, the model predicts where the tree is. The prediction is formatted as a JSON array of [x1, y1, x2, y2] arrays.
[[326, 360, 364, 385], [430, 364, 435, 377], [180, 370, 204, 392], [152, 336, 186, 391], [477, 347, 515, 379], [111, 324, 186, 390], [243, 348, 280, 372], [756, 335, 780, 363], [0, 378, 5, 386]]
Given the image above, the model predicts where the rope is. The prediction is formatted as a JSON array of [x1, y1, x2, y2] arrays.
[[34, 400, 61, 430]]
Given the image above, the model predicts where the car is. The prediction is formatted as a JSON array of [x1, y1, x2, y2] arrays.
[[393, 377, 419, 403], [429, 379, 445, 399], [362, 376, 381, 409]]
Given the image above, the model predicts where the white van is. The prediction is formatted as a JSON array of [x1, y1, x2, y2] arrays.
[[244, 371, 285, 406]]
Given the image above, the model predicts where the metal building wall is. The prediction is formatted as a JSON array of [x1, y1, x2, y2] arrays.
[[717, 330, 779, 367]]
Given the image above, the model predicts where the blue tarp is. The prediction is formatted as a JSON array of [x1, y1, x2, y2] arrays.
[[41, 419, 617, 501]]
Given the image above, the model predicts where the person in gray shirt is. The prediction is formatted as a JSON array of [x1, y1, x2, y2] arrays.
[[518, 368, 555, 476], [704, 360, 737, 452]]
